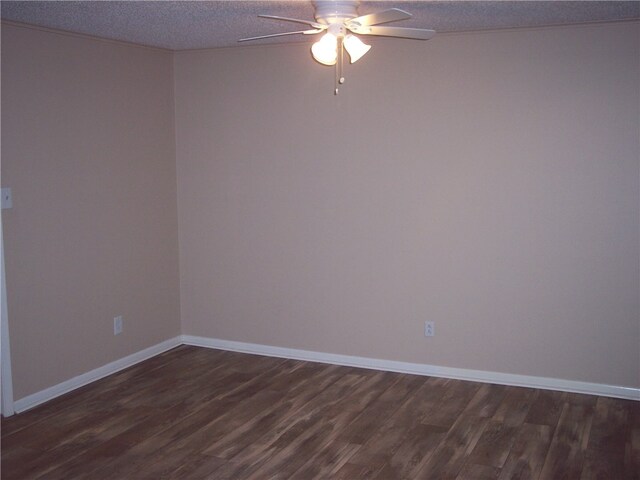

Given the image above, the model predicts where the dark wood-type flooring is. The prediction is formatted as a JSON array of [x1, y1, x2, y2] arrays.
[[1, 345, 638, 479]]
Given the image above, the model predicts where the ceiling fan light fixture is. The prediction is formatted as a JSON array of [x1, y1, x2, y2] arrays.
[[311, 32, 338, 65], [343, 34, 371, 63], [242, 4, 435, 91]]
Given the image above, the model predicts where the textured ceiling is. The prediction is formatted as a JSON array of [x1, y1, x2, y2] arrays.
[[1, 1, 639, 51]]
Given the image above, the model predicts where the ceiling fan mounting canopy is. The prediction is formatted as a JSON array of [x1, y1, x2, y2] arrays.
[[313, 0, 359, 25]]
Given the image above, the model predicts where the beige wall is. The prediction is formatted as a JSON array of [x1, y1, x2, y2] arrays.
[[2, 20, 638, 400], [175, 22, 640, 388], [1, 24, 181, 399]]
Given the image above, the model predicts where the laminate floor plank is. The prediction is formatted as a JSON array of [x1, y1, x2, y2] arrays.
[[587, 396, 631, 453], [379, 423, 449, 479], [524, 389, 565, 428], [456, 462, 501, 480], [254, 371, 386, 452], [344, 378, 440, 473], [67, 359, 297, 479], [290, 441, 361, 479], [163, 452, 228, 480], [333, 460, 386, 480], [247, 373, 401, 479], [421, 378, 482, 429], [34, 356, 292, 480], [625, 404, 640, 480], [18, 351, 234, 459], [538, 402, 594, 479], [464, 383, 509, 418], [0, 345, 199, 437], [212, 446, 281, 479], [338, 375, 424, 445], [2, 345, 637, 479], [582, 396, 637, 480], [414, 414, 489, 479], [465, 419, 518, 469], [580, 447, 626, 480], [492, 387, 537, 427], [203, 365, 342, 459], [498, 423, 552, 480], [145, 365, 355, 479]]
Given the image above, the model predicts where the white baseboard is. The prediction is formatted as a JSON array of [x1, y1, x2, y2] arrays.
[[13, 336, 182, 413], [181, 335, 640, 401], [11, 334, 638, 414]]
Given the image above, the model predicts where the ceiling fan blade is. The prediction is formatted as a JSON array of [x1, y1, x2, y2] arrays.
[[347, 25, 436, 40], [239, 29, 323, 42], [346, 8, 412, 27], [258, 15, 326, 29]]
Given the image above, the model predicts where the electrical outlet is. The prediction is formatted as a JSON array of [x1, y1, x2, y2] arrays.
[[1, 188, 12, 209], [114, 315, 123, 335], [424, 321, 435, 337]]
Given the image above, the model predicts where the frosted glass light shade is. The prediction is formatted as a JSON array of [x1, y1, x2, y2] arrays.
[[343, 34, 371, 63], [311, 33, 338, 66]]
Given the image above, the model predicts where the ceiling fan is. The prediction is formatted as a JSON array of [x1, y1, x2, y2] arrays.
[[239, 0, 436, 94]]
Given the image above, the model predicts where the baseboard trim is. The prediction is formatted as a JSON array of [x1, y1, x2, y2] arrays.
[[181, 335, 640, 401], [12, 334, 638, 413], [13, 336, 182, 413]]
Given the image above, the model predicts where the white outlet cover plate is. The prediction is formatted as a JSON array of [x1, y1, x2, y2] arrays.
[[114, 316, 123, 335], [424, 321, 435, 337], [1, 188, 12, 209]]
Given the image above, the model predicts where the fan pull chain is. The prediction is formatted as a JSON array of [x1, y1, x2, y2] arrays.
[[335, 37, 345, 95]]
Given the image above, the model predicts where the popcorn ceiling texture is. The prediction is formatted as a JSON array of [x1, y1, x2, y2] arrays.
[[1, 1, 639, 50]]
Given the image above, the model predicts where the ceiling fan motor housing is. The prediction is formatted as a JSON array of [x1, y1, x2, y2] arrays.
[[313, 0, 359, 25]]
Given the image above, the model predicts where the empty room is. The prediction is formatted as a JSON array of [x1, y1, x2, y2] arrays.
[[1, 1, 638, 478]]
